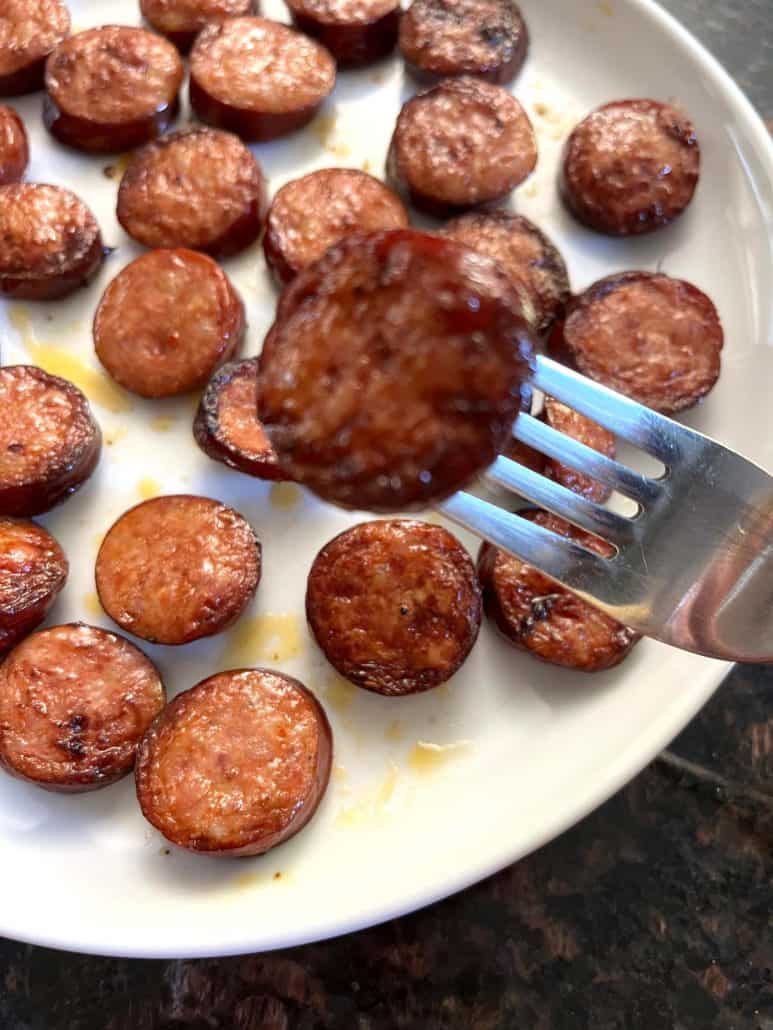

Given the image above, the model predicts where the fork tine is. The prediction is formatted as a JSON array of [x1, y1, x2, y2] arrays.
[[513, 413, 661, 507], [485, 456, 637, 546]]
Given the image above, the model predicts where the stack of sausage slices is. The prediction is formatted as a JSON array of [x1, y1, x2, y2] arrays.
[[0, 0, 722, 858]]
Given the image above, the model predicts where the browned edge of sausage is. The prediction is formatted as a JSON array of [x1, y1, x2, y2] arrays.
[[0, 106, 29, 184], [306, 519, 482, 695], [194, 358, 285, 480], [477, 510, 640, 673], [0, 365, 102, 517], [140, 0, 261, 53], [43, 93, 181, 154], [0, 0, 71, 98], [0, 622, 165, 793], [287, 5, 399, 67], [0, 517, 68, 654], [135, 668, 333, 856]]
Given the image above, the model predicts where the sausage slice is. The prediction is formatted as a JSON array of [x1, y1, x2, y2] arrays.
[[117, 128, 267, 257], [0, 518, 68, 654], [94, 249, 245, 398], [190, 17, 336, 142], [548, 272, 723, 413], [140, 0, 258, 53], [136, 669, 332, 857], [194, 359, 284, 480], [0, 623, 165, 792], [561, 99, 700, 236], [0, 183, 103, 300], [387, 77, 537, 216], [0, 366, 101, 517], [399, 0, 528, 85], [307, 520, 481, 695], [542, 397, 615, 503], [263, 168, 409, 286], [285, 0, 399, 66], [257, 229, 534, 512], [0, 105, 28, 184], [444, 211, 569, 335], [0, 0, 70, 97], [95, 495, 261, 646], [478, 510, 640, 672]]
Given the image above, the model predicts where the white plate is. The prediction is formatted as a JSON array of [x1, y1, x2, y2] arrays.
[[1, 0, 772, 959]]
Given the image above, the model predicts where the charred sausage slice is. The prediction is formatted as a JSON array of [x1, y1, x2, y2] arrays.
[[0, 623, 165, 792], [0, 183, 103, 300], [387, 77, 537, 216], [285, 0, 399, 66], [257, 229, 534, 512], [561, 99, 700, 236], [189, 17, 336, 142], [116, 128, 267, 258], [478, 510, 640, 672], [95, 495, 261, 646], [0, 518, 68, 654], [136, 668, 332, 856], [140, 0, 259, 53], [0, 366, 101, 517], [307, 520, 481, 695], [0, 105, 29, 184], [0, 0, 70, 97], [263, 168, 409, 286], [541, 397, 615, 503], [94, 249, 245, 398], [44, 26, 184, 154], [193, 359, 284, 480]]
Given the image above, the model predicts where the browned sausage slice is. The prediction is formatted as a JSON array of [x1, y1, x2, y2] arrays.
[[541, 397, 615, 503], [140, 0, 259, 53], [116, 128, 267, 257], [263, 168, 409, 286], [0, 184, 103, 300], [44, 26, 183, 154], [0, 366, 101, 517], [0, 105, 28, 184], [548, 272, 723, 414], [307, 520, 481, 695], [561, 99, 700, 236], [285, 0, 399, 66], [94, 249, 245, 398], [0, 623, 165, 792], [387, 77, 537, 216], [477, 511, 640, 672], [257, 229, 534, 512], [0, 518, 68, 654], [136, 669, 332, 857], [0, 0, 70, 97], [194, 359, 284, 480], [444, 211, 569, 336], [399, 0, 528, 85], [96, 495, 261, 646], [190, 18, 336, 142]]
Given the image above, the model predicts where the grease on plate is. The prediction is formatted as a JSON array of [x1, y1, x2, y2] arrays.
[[137, 477, 161, 501], [221, 613, 303, 666], [149, 415, 176, 433], [323, 673, 356, 714], [407, 740, 471, 775], [270, 483, 302, 511], [384, 719, 403, 742], [83, 592, 103, 618], [105, 426, 128, 446], [313, 114, 352, 158]]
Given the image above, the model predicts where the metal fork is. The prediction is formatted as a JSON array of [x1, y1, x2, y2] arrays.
[[440, 355, 773, 664]]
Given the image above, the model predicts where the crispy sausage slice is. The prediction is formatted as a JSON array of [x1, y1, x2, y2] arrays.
[[136, 668, 332, 857], [541, 397, 615, 503], [116, 128, 267, 258], [0, 0, 70, 97], [444, 211, 569, 335], [140, 0, 258, 53], [0, 183, 103, 300], [561, 99, 700, 236], [399, 0, 528, 85], [94, 249, 245, 398], [44, 26, 183, 154], [548, 272, 723, 414], [307, 520, 481, 695], [285, 0, 399, 66], [189, 17, 336, 142], [478, 511, 640, 672], [263, 168, 409, 286], [194, 359, 284, 480], [0, 366, 101, 517], [387, 77, 537, 216], [0, 105, 28, 184], [257, 229, 534, 512], [95, 495, 261, 646], [0, 518, 68, 654], [0, 623, 165, 792]]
